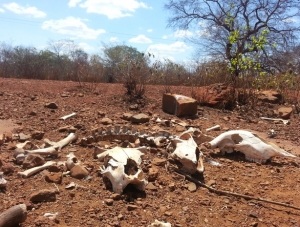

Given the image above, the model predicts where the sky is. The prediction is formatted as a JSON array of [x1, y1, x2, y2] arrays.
[[0, 0, 198, 64]]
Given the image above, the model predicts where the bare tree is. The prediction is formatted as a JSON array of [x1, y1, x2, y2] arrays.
[[165, 0, 300, 79]]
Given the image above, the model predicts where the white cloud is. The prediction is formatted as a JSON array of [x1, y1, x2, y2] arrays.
[[129, 34, 152, 44], [78, 42, 93, 52], [3, 2, 46, 18], [146, 41, 190, 61], [162, 35, 168, 39], [147, 29, 153, 33], [68, 0, 82, 7], [109, 37, 118, 42], [42, 17, 106, 39], [79, 0, 150, 19], [173, 30, 194, 38], [0, 8, 4, 13]]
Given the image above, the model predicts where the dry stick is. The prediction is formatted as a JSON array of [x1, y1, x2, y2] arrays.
[[175, 169, 300, 211]]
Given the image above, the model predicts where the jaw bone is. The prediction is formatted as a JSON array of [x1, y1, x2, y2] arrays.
[[98, 147, 147, 194], [208, 130, 296, 163]]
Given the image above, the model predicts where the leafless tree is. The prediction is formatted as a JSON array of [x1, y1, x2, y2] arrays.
[[165, 0, 300, 78]]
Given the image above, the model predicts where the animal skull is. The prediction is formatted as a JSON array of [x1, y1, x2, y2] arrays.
[[98, 146, 148, 193], [208, 130, 296, 163], [169, 134, 204, 174]]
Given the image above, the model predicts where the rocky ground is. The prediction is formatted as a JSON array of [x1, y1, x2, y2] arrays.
[[0, 78, 300, 227]]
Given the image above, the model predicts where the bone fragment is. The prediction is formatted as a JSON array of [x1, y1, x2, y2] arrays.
[[0, 172, 7, 188], [209, 130, 296, 163], [18, 161, 56, 178], [60, 112, 76, 120], [148, 219, 171, 227], [66, 152, 80, 170], [43, 212, 58, 220], [0, 204, 27, 227], [206, 125, 221, 132], [43, 133, 77, 151], [260, 117, 289, 125]]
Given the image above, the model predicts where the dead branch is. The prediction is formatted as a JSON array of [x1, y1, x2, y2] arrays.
[[175, 169, 300, 211]]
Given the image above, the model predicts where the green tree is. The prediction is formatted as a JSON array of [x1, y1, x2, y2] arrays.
[[165, 0, 300, 80]]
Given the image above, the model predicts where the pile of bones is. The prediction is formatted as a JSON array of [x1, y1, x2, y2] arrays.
[[7, 119, 296, 195]]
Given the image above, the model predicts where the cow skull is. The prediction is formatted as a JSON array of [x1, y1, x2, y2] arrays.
[[97, 146, 148, 193], [208, 130, 296, 163], [169, 134, 204, 174]]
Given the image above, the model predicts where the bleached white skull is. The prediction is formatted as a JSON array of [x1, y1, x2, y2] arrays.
[[98, 146, 148, 193], [208, 130, 296, 163], [169, 134, 204, 174]]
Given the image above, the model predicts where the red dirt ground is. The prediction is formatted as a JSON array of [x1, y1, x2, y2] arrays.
[[0, 78, 300, 227]]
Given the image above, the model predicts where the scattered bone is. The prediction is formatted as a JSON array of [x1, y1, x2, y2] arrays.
[[65, 182, 76, 189], [43, 133, 77, 151], [260, 117, 289, 125], [66, 152, 80, 170], [268, 129, 276, 138], [205, 158, 222, 167], [60, 112, 76, 120], [148, 219, 172, 227], [208, 130, 296, 163], [18, 161, 56, 178], [0, 172, 7, 188], [43, 212, 58, 220], [98, 146, 147, 193], [25, 146, 59, 156], [0, 204, 27, 227], [206, 124, 221, 132]]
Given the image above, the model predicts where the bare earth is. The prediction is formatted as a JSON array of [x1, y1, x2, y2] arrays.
[[0, 78, 300, 227]]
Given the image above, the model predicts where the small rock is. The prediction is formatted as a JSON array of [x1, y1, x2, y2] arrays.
[[100, 118, 113, 125], [45, 102, 58, 109], [207, 180, 216, 187], [45, 171, 62, 184], [122, 113, 133, 121], [131, 113, 150, 124], [30, 189, 57, 203], [276, 106, 293, 119], [31, 131, 45, 140], [18, 133, 31, 142], [70, 165, 89, 179], [127, 204, 138, 211], [152, 158, 167, 166], [22, 154, 45, 169], [129, 104, 139, 110], [146, 182, 157, 191], [111, 193, 121, 200], [1, 162, 15, 174], [148, 167, 159, 182], [187, 182, 197, 192], [104, 199, 114, 206]]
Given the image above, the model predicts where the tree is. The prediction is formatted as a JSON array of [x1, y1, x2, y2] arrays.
[[101, 44, 147, 82], [165, 0, 300, 80]]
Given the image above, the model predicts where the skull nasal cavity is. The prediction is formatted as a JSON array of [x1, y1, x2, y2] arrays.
[[231, 134, 243, 144]]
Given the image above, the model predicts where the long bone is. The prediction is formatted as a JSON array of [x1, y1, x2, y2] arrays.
[[18, 161, 56, 178], [25, 133, 77, 156], [208, 130, 296, 163]]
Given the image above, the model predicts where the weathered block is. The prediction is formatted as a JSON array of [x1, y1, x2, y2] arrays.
[[162, 93, 198, 116]]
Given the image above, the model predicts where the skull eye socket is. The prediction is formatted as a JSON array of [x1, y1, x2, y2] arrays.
[[231, 134, 243, 144], [124, 158, 138, 175]]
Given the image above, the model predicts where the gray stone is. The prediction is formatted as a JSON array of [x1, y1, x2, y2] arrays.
[[131, 113, 150, 124]]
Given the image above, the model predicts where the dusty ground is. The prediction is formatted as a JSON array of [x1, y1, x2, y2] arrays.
[[0, 78, 300, 227]]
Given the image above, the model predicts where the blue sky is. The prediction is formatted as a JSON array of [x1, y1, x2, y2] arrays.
[[0, 0, 197, 64]]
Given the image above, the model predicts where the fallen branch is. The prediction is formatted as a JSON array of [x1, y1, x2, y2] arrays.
[[175, 169, 300, 211], [18, 161, 56, 178], [0, 204, 27, 227]]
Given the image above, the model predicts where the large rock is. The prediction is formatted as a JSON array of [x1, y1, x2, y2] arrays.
[[30, 189, 57, 203], [162, 93, 197, 116], [131, 113, 150, 124], [193, 84, 235, 108], [258, 90, 282, 103], [275, 106, 293, 119]]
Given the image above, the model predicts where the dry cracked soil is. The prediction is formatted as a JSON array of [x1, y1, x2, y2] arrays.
[[0, 78, 300, 227]]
